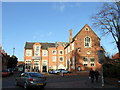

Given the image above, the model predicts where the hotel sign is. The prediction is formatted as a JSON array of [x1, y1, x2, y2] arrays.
[[32, 57, 41, 60]]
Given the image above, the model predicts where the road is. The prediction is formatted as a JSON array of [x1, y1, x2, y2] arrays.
[[2, 71, 119, 89]]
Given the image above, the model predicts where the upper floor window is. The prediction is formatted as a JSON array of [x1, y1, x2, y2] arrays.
[[65, 49, 67, 54], [72, 42, 74, 51], [85, 27, 89, 31], [26, 50, 32, 56], [59, 56, 64, 62], [42, 50, 48, 56], [34, 60, 39, 65], [52, 50, 56, 55], [68, 46, 70, 53], [34, 45, 40, 56], [59, 50, 63, 55], [84, 37, 91, 48], [35, 46, 40, 51]]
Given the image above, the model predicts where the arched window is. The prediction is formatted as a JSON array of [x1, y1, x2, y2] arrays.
[[84, 37, 91, 48]]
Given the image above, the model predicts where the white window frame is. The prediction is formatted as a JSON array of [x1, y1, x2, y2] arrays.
[[52, 56, 56, 62], [90, 57, 95, 66], [83, 61, 88, 66], [34, 60, 40, 70], [42, 50, 48, 56], [84, 36, 92, 48], [59, 56, 64, 62], [85, 27, 89, 31], [25, 60, 31, 64], [72, 42, 74, 51], [34, 45, 40, 56], [26, 50, 32, 56], [65, 48, 67, 54], [52, 50, 56, 55]]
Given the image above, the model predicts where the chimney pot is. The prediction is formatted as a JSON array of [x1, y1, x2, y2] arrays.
[[69, 29, 72, 42]]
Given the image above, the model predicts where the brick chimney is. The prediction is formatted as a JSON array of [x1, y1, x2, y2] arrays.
[[69, 29, 72, 42]]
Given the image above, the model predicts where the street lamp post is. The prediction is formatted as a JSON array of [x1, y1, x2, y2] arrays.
[[98, 50, 105, 87], [13, 48, 15, 55]]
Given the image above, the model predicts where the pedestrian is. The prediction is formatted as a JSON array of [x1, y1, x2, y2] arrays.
[[94, 69, 100, 83], [78, 66, 81, 71], [89, 68, 95, 83]]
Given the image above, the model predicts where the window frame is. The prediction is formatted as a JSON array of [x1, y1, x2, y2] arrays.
[[59, 56, 64, 62], [42, 50, 48, 56], [26, 50, 32, 56], [52, 56, 56, 62], [84, 36, 92, 48], [59, 50, 63, 55], [52, 50, 56, 55]]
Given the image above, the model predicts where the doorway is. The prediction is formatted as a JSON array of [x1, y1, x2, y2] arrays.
[[42, 66, 47, 72]]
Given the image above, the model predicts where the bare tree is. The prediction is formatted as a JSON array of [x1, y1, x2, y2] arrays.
[[91, 2, 120, 56]]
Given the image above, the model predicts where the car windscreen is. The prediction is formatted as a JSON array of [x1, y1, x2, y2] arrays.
[[29, 73, 43, 77]]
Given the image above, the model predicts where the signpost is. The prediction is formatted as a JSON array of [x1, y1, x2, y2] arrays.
[[98, 50, 105, 87]]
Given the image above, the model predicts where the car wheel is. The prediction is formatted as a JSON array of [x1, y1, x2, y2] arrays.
[[15, 80, 18, 86], [24, 83, 28, 89]]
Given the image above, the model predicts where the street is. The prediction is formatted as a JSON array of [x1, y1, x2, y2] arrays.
[[2, 71, 119, 89]]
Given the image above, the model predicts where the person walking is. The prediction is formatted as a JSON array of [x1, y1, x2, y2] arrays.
[[89, 68, 95, 83], [94, 69, 100, 83]]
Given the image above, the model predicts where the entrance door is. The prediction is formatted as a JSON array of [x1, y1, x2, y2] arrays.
[[42, 66, 47, 72]]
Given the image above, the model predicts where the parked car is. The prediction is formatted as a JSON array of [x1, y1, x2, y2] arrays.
[[8, 68, 14, 74], [15, 72, 47, 89], [58, 69, 70, 73], [49, 69, 70, 74], [2, 69, 10, 77]]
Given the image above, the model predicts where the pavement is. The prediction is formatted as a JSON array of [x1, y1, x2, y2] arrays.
[[44, 71, 120, 88]]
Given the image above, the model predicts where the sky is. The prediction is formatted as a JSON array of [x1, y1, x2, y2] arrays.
[[2, 2, 118, 61]]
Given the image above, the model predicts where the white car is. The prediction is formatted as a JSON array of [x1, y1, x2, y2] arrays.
[[49, 69, 70, 74]]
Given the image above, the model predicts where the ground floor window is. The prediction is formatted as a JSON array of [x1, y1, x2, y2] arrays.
[[83, 57, 95, 67], [33, 60, 40, 72], [84, 64, 88, 66], [42, 60, 48, 72], [25, 60, 32, 72]]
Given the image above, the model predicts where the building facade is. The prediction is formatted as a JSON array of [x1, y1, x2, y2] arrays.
[[24, 24, 103, 72], [0, 50, 10, 70]]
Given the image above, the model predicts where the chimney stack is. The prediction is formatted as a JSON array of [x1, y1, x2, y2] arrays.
[[69, 29, 72, 42]]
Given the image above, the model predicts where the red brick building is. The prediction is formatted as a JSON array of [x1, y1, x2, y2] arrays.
[[24, 24, 103, 72], [1, 50, 10, 70]]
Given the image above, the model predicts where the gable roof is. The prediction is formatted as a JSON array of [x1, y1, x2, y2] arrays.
[[65, 24, 100, 48], [73, 24, 100, 40], [25, 42, 68, 49]]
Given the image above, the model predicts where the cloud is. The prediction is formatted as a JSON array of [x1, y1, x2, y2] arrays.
[[52, 3, 81, 12], [33, 32, 53, 39], [33, 35, 37, 39], [59, 3, 66, 12], [47, 32, 52, 36], [53, 3, 66, 12]]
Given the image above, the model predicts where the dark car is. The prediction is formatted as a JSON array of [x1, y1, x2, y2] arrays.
[[15, 72, 46, 89], [2, 69, 10, 77], [8, 68, 14, 74]]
